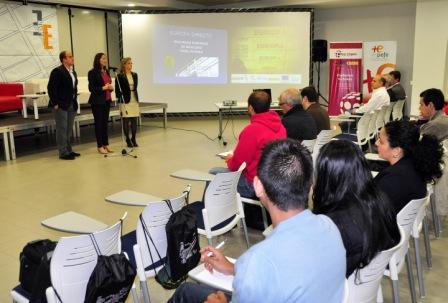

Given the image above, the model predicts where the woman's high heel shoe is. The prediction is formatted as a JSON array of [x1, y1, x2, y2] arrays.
[[97, 147, 108, 154], [104, 145, 114, 153]]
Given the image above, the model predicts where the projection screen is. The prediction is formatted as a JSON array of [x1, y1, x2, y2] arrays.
[[122, 10, 312, 112]]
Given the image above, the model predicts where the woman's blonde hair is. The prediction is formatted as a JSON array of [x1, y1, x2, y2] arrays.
[[120, 57, 132, 73]]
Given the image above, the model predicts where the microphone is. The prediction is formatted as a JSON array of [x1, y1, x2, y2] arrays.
[[109, 66, 118, 71]]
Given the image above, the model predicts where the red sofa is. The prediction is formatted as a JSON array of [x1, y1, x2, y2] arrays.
[[0, 83, 23, 113]]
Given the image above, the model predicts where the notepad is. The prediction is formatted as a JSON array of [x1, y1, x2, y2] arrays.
[[188, 257, 236, 293]]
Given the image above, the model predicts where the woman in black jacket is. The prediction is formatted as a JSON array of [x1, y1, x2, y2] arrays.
[[115, 57, 140, 147], [374, 120, 443, 214], [313, 140, 400, 278], [88, 52, 114, 154]]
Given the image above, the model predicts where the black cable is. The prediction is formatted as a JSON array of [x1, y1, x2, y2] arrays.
[[140, 124, 219, 142], [139, 108, 238, 143]]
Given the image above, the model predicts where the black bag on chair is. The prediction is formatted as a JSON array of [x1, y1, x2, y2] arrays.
[[19, 239, 57, 303], [140, 200, 200, 289], [84, 234, 136, 303]]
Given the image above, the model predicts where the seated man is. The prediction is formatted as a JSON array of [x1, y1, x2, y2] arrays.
[[301, 86, 331, 133], [388, 70, 406, 102], [279, 88, 317, 141], [170, 139, 346, 303], [211, 91, 286, 198], [419, 88, 448, 141], [354, 74, 390, 114]]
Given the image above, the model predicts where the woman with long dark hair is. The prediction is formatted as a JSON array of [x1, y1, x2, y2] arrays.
[[374, 120, 443, 214], [88, 52, 114, 154], [115, 57, 140, 147], [313, 140, 400, 277]]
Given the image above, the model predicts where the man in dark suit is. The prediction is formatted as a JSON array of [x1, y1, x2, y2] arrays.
[[278, 88, 317, 142], [47, 50, 80, 160]]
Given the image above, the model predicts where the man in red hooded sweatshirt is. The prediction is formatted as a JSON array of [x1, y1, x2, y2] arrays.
[[211, 90, 287, 198]]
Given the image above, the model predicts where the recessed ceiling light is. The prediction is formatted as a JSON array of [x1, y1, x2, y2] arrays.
[[127, 3, 135, 7]]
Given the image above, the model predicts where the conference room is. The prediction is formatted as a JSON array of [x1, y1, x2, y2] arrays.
[[1, 0, 447, 302]]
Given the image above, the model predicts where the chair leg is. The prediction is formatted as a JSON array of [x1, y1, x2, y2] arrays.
[[377, 284, 384, 303], [140, 280, 151, 303], [392, 279, 400, 303], [413, 237, 426, 298], [405, 253, 417, 303], [130, 284, 140, 303], [430, 194, 441, 238], [423, 216, 433, 269], [260, 207, 268, 230], [241, 218, 250, 248], [437, 214, 444, 235]]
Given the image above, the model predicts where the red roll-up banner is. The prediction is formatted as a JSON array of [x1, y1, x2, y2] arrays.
[[328, 42, 363, 115]]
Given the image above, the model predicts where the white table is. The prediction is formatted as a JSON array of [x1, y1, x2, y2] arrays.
[[41, 211, 108, 234], [105, 190, 162, 206], [214, 102, 280, 140], [170, 169, 214, 182], [17, 94, 47, 119]]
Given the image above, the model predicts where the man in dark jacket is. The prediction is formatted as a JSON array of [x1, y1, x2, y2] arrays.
[[279, 88, 317, 141], [47, 50, 80, 160], [301, 86, 331, 133]]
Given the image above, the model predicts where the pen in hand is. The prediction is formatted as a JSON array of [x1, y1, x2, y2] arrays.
[[206, 241, 225, 257]]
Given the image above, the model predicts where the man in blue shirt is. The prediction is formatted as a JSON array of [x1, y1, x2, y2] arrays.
[[169, 139, 346, 303]]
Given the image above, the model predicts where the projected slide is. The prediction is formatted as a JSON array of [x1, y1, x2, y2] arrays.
[[153, 25, 227, 84], [230, 27, 302, 84]]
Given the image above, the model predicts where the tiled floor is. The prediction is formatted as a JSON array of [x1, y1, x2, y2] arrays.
[[1, 115, 447, 302]]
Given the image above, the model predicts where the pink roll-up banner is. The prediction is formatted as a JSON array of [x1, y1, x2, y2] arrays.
[[328, 42, 363, 115]]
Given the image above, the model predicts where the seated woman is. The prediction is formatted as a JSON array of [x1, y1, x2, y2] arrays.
[[374, 120, 443, 215], [313, 140, 400, 277]]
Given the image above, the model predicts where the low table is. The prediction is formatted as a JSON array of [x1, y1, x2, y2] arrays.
[[17, 94, 47, 119], [214, 102, 281, 140]]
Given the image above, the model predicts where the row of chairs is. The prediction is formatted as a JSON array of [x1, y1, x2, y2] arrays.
[[11, 166, 250, 303], [346, 194, 433, 303], [11, 213, 139, 303], [336, 99, 406, 151]]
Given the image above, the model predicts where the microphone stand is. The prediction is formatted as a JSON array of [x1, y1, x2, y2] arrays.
[[104, 69, 137, 159]]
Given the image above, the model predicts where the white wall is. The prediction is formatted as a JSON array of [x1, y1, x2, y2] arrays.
[[411, 0, 448, 115], [314, 2, 416, 114]]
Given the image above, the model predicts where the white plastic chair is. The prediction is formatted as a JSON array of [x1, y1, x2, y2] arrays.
[[377, 197, 426, 303], [383, 103, 394, 124], [240, 196, 269, 230], [346, 225, 404, 303], [366, 110, 380, 150], [375, 106, 388, 137], [301, 139, 316, 153], [312, 128, 336, 166], [392, 99, 406, 121], [201, 170, 250, 248], [45, 213, 133, 303], [335, 112, 371, 147], [133, 189, 189, 303], [410, 194, 431, 299]]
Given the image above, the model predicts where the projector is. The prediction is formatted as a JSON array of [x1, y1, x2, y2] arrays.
[[222, 100, 237, 106]]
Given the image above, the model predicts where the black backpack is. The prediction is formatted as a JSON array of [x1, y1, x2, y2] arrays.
[[83, 233, 136, 303], [19, 239, 57, 303], [140, 200, 201, 289]]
